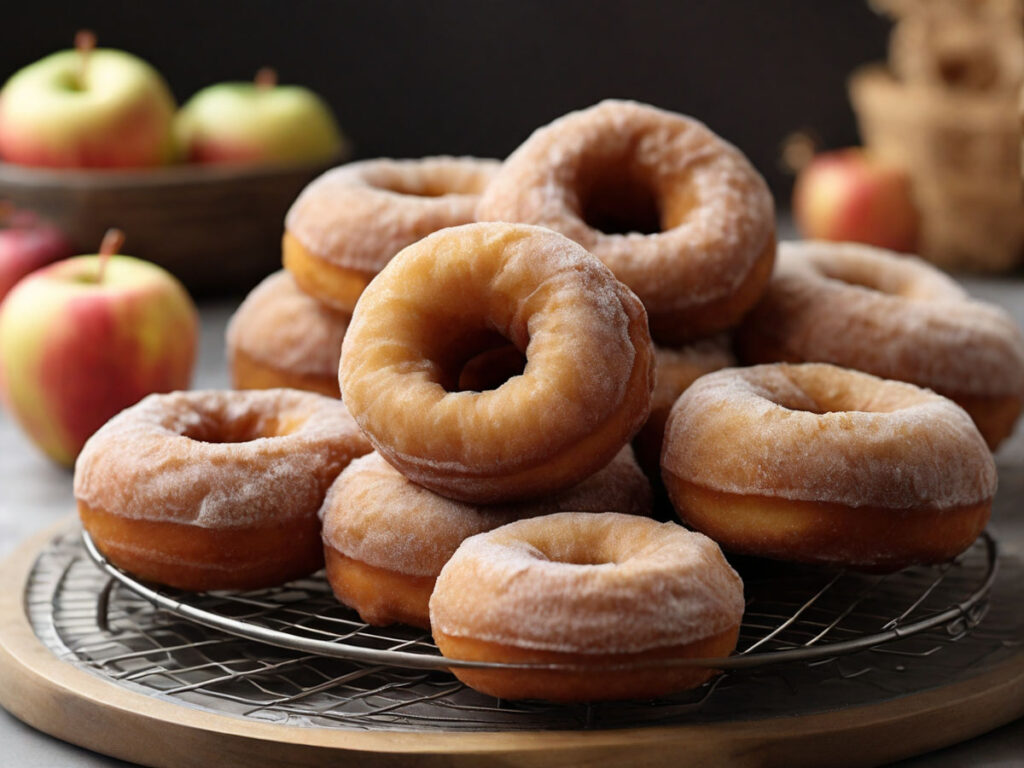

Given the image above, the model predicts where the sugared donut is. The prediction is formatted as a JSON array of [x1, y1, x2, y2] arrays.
[[736, 241, 1024, 450], [226, 271, 349, 398], [74, 389, 372, 590], [429, 512, 744, 702], [633, 338, 735, 479], [321, 447, 652, 629], [476, 100, 776, 344], [339, 222, 655, 504], [283, 156, 500, 312], [661, 364, 996, 571]]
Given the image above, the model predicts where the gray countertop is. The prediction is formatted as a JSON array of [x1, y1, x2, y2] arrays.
[[1, 286, 1023, 767]]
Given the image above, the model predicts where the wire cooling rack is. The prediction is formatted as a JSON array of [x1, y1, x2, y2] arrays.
[[20, 526, 1015, 732], [79, 530, 998, 672]]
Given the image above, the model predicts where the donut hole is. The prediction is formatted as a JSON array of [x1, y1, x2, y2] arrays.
[[363, 167, 491, 198], [526, 533, 621, 567], [181, 409, 306, 443], [422, 325, 528, 393], [457, 344, 527, 392], [577, 160, 662, 236]]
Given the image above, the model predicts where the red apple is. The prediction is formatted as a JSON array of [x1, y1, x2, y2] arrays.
[[0, 204, 74, 300], [0, 32, 177, 168], [0, 230, 197, 465], [793, 148, 919, 253], [175, 68, 344, 166]]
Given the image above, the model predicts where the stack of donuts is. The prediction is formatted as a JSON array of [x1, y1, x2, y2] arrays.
[[74, 100, 1022, 704]]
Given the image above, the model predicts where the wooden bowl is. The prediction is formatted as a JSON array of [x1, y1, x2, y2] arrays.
[[0, 159, 340, 296]]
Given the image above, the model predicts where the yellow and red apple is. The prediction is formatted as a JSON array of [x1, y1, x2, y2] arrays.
[[175, 68, 344, 166], [793, 148, 919, 253], [0, 231, 197, 465], [0, 32, 177, 168], [0, 205, 73, 300]]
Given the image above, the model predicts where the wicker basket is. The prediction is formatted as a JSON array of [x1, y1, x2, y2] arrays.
[[849, 65, 1024, 271]]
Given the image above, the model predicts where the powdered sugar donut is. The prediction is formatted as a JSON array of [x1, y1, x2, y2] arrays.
[[283, 156, 500, 312], [736, 241, 1024, 449], [74, 389, 372, 590], [430, 512, 744, 701], [339, 222, 655, 504], [320, 447, 652, 628], [662, 364, 996, 571], [476, 100, 776, 344], [226, 271, 349, 398]]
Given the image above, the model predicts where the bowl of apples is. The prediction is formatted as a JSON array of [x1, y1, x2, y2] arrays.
[[0, 33, 347, 295]]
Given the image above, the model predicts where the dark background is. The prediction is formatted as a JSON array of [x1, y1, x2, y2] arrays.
[[3, 0, 891, 201]]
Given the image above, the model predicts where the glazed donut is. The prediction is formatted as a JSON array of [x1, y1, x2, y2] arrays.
[[283, 156, 500, 312], [339, 222, 655, 504], [476, 100, 776, 344], [320, 447, 652, 629], [74, 389, 372, 590], [226, 271, 349, 398], [632, 338, 735, 479], [661, 363, 996, 571], [429, 512, 744, 702], [736, 241, 1024, 449]]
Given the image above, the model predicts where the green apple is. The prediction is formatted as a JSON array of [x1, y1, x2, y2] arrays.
[[0, 230, 197, 465], [176, 68, 345, 165], [0, 31, 177, 168]]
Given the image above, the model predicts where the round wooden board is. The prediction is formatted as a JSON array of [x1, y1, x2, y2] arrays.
[[1, 516, 1023, 768]]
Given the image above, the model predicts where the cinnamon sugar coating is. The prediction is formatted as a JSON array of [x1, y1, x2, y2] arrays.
[[429, 512, 744, 655], [737, 241, 1024, 447], [321, 447, 652, 580], [476, 100, 775, 343], [74, 389, 372, 528], [662, 364, 997, 511], [339, 222, 655, 504], [285, 156, 499, 278], [226, 271, 349, 382]]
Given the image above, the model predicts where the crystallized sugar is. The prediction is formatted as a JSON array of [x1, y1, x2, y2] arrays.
[[226, 271, 350, 376], [661, 364, 998, 509], [74, 389, 372, 528], [429, 512, 745, 654], [475, 100, 775, 316], [286, 157, 501, 275], [320, 447, 653, 577]]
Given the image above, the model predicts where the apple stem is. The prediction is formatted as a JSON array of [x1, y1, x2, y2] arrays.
[[96, 228, 124, 284], [255, 67, 278, 90], [779, 130, 819, 175], [75, 30, 97, 88]]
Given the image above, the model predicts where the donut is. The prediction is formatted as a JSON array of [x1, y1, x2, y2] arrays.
[[429, 512, 745, 702], [320, 447, 652, 629], [339, 222, 655, 504], [74, 389, 372, 590], [736, 240, 1024, 449], [661, 363, 997, 572], [283, 156, 500, 312], [226, 271, 349, 398], [632, 338, 735, 479], [476, 100, 776, 344]]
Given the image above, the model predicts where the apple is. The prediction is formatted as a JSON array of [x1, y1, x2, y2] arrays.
[[0, 230, 197, 466], [793, 148, 919, 253], [0, 204, 73, 300], [175, 68, 345, 165], [0, 31, 177, 168]]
